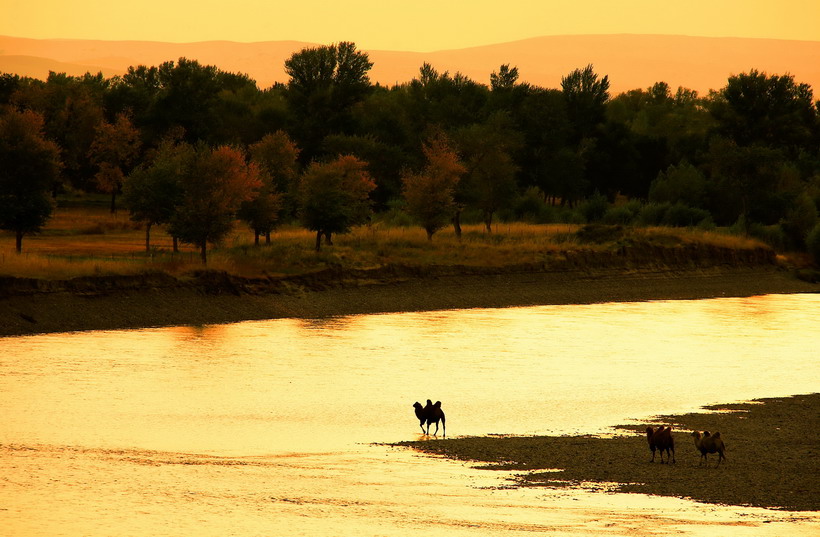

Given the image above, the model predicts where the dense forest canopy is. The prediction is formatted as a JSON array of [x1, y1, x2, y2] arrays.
[[1, 41, 819, 259]]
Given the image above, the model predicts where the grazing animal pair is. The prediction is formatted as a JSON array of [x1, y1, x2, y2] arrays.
[[646, 426, 676, 463], [691, 431, 726, 466], [413, 399, 446, 436]]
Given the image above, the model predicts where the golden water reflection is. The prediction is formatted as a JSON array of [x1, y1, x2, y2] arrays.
[[1, 293, 818, 536]]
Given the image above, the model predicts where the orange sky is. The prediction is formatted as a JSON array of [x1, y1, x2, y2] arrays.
[[3, 0, 820, 51]]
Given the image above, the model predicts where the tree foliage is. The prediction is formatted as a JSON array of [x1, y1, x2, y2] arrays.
[[3, 56, 820, 259], [561, 64, 610, 141], [168, 144, 262, 262], [298, 155, 376, 250], [88, 112, 141, 212], [122, 136, 188, 251], [402, 134, 466, 240], [285, 42, 373, 160], [711, 70, 817, 156], [0, 108, 61, 252], [454, 115, 521, 232], [239, 131, 300, 243]]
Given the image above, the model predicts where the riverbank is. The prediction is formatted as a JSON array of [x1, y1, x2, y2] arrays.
[[0, 265, 817, 337], [399, 393, 820, 512]]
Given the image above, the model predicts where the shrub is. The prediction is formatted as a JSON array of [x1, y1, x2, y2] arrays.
[[780, 193, 818, 250], [623, 199, 643, 217], [512, 187, 554, 223], [636, 202, 671, 226], [602, 206, 635, 225], [748, 223, 787, 250], [661, 203, 712, 227], [578, 193, 609, 223], [649, 160, 708, 207]]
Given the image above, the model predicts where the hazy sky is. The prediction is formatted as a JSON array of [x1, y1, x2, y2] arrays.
[[4, 0, 819, 50]]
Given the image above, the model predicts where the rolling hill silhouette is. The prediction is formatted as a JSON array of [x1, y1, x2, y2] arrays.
[[2, 34, 818, 95]]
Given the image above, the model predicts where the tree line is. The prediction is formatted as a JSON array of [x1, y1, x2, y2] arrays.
[[2, 42, 820, 262]]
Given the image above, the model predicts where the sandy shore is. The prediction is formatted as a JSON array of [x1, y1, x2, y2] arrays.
[[398, 393, 820, 512], [1, 266, 817, 337]]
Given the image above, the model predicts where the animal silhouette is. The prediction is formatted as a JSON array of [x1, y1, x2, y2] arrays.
[[646, 426, 676, 463], [412, 399, 446, 436], [692, 430, 726, 466]]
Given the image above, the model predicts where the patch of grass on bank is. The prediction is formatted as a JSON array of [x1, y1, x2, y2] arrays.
[[0, 206, 779, 281]]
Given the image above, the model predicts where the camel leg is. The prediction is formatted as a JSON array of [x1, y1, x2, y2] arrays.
[[432, 421, 439, 436]]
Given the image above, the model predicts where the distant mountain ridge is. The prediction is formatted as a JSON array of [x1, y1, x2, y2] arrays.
[[2, 34, 819, 95]]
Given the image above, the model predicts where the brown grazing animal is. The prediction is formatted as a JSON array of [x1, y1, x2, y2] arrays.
[[646, 426, 676, 463], [692, 431, 726, 466], [412, 399, 446, 436]]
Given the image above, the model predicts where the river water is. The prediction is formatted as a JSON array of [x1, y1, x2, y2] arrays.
[[1, 293, 818, 536]]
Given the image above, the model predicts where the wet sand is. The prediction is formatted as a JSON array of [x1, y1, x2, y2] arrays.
[[399, 393, 820, 512], [1, 266, 817, 337]]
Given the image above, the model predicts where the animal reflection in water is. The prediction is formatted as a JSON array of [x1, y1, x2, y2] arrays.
[[646, 425, 676, 463], [413, 399, 446, 436], [692, 431, 727, 466]]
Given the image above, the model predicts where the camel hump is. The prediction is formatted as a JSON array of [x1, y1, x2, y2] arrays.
[[434, 401, 442, 408], [703, 431, 711, 437], [712, 431, 721, 438]]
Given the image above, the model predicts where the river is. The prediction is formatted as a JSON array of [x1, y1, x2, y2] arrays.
[[1, 293, 818, 536]]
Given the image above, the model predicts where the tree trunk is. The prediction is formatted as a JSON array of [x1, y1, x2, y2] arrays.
[[324, 231, 333, 246], [145, 223, 152, 252], [265, 232, 271, 245], [426, 227, 434, 241], [452, 209, 462, 239], [200, 241, 208, 264], [315, 230, 322, 251], [484, 211, 493, 234], [254, 230, 260, 246], [15, 231, 23, 253], [173, 237, 179, 253], [110, 191, 117, 214]]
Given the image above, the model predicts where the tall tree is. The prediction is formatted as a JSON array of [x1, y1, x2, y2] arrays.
[[168, 144, 262, 263], [454, 115, 521, 233], [710, 70, 817, 157], [122, 137, 189, 252], [88, 112, 141, 213], [490, 64, 520, 91], [13, 72, 105, 193], [0, 108, 61, 252], [248, 131, 301, 219], [707, 138, 783, 232], [405, 64, 489, 134], [284, 42, 373, 161], [561, 64, 610, 142], [298, 155, 376, 251], [239, 131, 300, 244], [402, 134, 466, 241]]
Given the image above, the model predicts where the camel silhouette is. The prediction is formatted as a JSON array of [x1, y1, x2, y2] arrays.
[[412, 399, 446, 436]]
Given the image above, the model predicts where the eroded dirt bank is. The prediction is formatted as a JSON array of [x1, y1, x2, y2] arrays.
[[1, 261, 817, 337], [399, 393, 820, 511]]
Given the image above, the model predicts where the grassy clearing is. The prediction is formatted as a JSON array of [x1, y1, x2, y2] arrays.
[[0, 206, 773, 281]]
